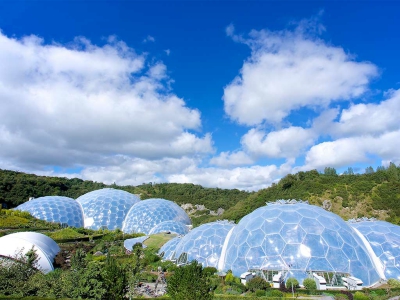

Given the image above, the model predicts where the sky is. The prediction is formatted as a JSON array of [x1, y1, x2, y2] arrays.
[[0, 1, 399, 191]]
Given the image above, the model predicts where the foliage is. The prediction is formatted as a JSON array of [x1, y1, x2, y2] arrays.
[[388, 278, 400, 288], [167, 260, 213, 300], [102, 254, 127, 300], [266, 289, 284, 297], [45, 228, 85, 240], [353, 291, 369, 300], [246, 276, 268, 292], [303, 278, 317, 291], [285, 277, 299, 290]]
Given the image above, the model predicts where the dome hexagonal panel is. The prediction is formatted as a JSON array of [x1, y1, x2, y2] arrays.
[[173, 220, 235, 268], [220, 201, 380, 286], [159, 236, 182, 260], [350, 220, 400, 280], [149, 220, 189, 235], [76, 188, 140, 230], [122, 198, 191, 234], [15, 196, 84, 228]]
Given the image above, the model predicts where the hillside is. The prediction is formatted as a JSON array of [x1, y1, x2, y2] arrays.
[[1, 163, 400, 226]]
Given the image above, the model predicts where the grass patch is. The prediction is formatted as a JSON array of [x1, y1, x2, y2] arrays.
[[143, 233, 177, 249], [45, 228, 85, 240]]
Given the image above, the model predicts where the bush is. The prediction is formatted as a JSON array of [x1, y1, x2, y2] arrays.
[[246, 276, 268, 292], [266, 289, 283, 297], [255, 289, 265, 297], [353, 291, 369, 300], [285, 277, 299, 290], [203, 266, 217, 277], [303, 278, 317, 291], [388, 278, 400, 288]]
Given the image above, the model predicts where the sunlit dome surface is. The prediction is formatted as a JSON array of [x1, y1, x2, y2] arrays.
[[76, 188, 140, 230], [149, 220, 189, 235], [15, 196, 84, 228], [174, 220, 235, 268], [159, 236, 182, 260], [0, 232, 60, 274], [220, 201, 380, 286], [122, 198, 191, 234], [350, 220, 400, 280]]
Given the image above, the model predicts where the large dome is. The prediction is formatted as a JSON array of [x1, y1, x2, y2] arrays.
[[149, 220, 190, 235], [0, 232, 60, 274], [219, 201, 381, 286], [349, 219, 400, 280], [76, 188, 140, 230], [15, 196, 84, 228], [173, 220, 235, 268], [122, 198, 191, 234]]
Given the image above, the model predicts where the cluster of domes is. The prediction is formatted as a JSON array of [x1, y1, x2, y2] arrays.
[[159, 200, 400, 286], [14, 189, 191, 235]]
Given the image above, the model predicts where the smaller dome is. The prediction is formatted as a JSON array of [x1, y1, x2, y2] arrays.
[[77, 188, 140, 230], [0, 232, 60, 274], [15, 196, 84, 228], [173, 220, 235, 268], [159, 236, 182, 260], [149, 220, 189, 235], [122, 198, 191, 234]]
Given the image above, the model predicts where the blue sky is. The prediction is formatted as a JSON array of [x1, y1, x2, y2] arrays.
[[0, 1, 399, 190]]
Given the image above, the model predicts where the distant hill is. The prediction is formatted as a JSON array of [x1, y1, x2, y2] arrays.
[[1, 163, 399, 226]]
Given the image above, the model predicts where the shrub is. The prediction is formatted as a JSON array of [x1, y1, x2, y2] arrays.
[[203, 266, 217, 277], [255, 289, 266, 297], [303, 278, 317, 291], [388, 278, 400, 288], [353, 291, 369, 300], [266, 289, 284, 297]]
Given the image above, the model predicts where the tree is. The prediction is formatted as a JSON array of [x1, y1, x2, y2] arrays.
[[167, 260, 213, 300], [285, 277, 299, 290], [324, 167, 337, 176], [303, 278, 317, 292], [246, 276, 268, 292], [365, 166, 374, 174], [102, 254, 127, 300]]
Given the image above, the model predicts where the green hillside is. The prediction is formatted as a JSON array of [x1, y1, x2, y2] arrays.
[[1, 163, 400, 226]]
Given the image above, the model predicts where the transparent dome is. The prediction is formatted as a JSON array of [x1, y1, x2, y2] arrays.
[[174, 220, 235, 268], [15, 196, 84, 228], [350, 220, 400, 280], [149, 220, 189, 235], [122, 198, 191, 234], [159, 236, 182, 260], [76, 188, 140, 230], [0, 232, 60, 274], [220, 201, 380, 286]]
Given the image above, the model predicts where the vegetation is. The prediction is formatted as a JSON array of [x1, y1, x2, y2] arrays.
[[167, 260, 213, 300], [246, 276, 269, 292], [303, 277, 317, 291]]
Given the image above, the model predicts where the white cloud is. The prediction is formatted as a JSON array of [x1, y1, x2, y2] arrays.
[[164, 49, 171, 56], [209, 151, 254, 168], [143, 35, 155, 43], [0, 31, 213, 170], [241, 126, 316, 159], [223, 24, 378, 126]]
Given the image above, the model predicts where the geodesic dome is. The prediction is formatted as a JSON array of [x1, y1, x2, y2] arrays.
[[173, 220, 235, 268], [0, 232, 60, 274], [159, 236, 182, 260], [349, 220, 400, 280], [122, 198, 191, 234], [76, 188, 140, 230], [219, 201, 381, 286], [149, 220, 189, 235], [15, 196, 84, 228]]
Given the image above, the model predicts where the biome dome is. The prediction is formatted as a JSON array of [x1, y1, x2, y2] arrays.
[[76, 188, 140, 230], [0, 232, 60, 274], [122, 198, 191, 234], [219, 200, 381, 286], [349, 219, 400, 280], [173, 220, 235, 268], [149, 220, 190, 235], [159, 236, 182, 260], [15, 196, 84, 228]]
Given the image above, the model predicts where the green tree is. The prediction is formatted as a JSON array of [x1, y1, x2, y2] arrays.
[[387, 278, 400, 288], [167, 260, 213, 300], [303, 278, 317, 292], [102, 254, 127, 300], [365, 166, 374, 174], [246, 276, 268, 292], [285, 277, 299, 290], [324, 167, 337, 176]]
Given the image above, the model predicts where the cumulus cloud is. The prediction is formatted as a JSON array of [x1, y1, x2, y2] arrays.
[[223, 24, 378, 126], [209, 151, 254, 168], [143, 35, 155, 43], [0, 31, 213, 171]]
